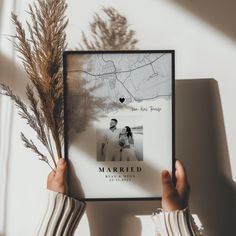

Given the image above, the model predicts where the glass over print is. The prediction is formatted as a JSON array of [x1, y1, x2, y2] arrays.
[[63, 50, 175, 200]]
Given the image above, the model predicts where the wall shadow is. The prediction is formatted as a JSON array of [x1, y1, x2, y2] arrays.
[[172, 0, 236, 42], [85, 200, 159, 236], [0, 53, 28, 99], [176, 79, 236, 235]]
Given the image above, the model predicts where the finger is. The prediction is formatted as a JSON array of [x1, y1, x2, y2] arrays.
[[175, 160, 187, 179], [162, 170, 174, 197], [175, 160, 189, 194], [48, 170, 56, 181], [55, 158, 67, 181]]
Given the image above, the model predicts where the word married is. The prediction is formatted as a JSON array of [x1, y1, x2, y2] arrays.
[[99, 166, 142, 173]]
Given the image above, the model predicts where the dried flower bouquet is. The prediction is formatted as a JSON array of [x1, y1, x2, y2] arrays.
[[0, 0, 138, 170], [1, 0, 68, 169]]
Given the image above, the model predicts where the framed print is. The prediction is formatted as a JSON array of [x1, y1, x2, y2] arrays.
[[63, 50, 175, 200]]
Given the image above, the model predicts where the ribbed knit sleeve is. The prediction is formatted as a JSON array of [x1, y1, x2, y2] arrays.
[[36, 190, 86, 236], [152, 208, 202, 236]]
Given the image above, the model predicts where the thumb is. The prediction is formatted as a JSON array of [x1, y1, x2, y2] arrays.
[[47, 169, 56, 182], [162, 170, 174, 197], [175, 160, 188, 193], [55, 158, 67, 181]]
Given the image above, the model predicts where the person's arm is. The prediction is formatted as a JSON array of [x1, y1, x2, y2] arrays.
[[36, 159, 86, 236], [128, 136, 134, 147], [101, 132, 107, 156], [101, 143, 105, 156], [152, 160, 202, 236]]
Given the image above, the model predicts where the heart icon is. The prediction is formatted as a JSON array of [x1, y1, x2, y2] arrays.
[[119, 97, 125, 103]]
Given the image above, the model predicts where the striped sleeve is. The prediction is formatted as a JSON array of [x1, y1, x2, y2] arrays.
[[152, 208, 202, 236], [36, 190, 86, 236]]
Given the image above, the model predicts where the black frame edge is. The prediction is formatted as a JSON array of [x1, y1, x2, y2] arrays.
[[63, 50, 176, 201]]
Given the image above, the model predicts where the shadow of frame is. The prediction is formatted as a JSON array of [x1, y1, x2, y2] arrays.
[[176, 79, 236, 236]]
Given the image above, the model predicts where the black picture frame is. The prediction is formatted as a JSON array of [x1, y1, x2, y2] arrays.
[[63, 50, 175, 201]]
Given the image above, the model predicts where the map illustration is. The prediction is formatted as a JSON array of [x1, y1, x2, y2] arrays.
[[69, 53, 172, 112]]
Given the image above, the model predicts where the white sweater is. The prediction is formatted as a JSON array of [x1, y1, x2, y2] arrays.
[[36, 191, 86, 236], [36, 191, 200, 236]]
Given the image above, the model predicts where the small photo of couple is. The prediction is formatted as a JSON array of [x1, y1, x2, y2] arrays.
[[96, 117, 143, 162]]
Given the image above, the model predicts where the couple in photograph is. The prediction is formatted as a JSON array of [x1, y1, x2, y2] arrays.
[[101, 118, 138, 161]]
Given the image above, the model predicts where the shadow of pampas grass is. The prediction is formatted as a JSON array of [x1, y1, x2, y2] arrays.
[[81, 7, 138, 50], [65, 54, 127, 143], [67, 6, 139, 141]]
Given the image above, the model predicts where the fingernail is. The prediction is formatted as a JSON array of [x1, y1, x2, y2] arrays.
[[162, 170, 169, 178], [59, 158, 65, 165]]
